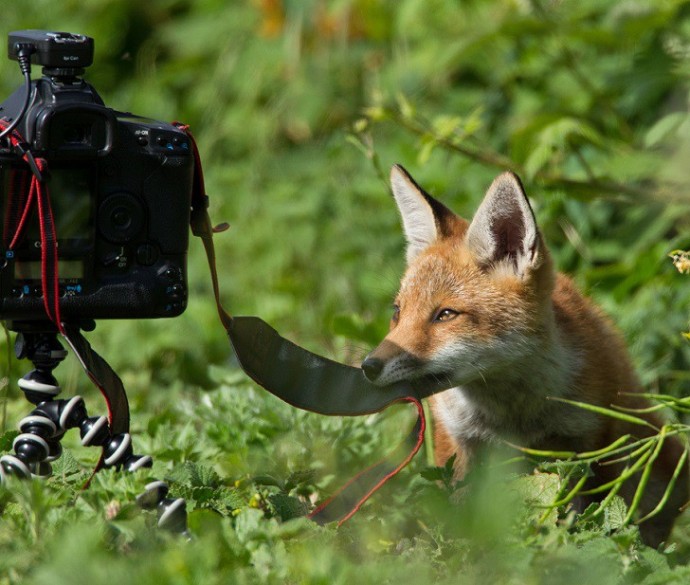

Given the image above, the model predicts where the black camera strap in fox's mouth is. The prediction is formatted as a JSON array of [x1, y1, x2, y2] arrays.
[[175, 123, 452, 525]]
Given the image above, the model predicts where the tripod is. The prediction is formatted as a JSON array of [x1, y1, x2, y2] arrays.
[[1, 323, 189, 534]]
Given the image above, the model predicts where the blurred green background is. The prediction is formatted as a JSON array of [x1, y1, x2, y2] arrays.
[[1, 1, 690, 583]]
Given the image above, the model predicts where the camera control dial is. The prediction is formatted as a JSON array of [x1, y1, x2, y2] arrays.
[[97, 193, 144, 243]]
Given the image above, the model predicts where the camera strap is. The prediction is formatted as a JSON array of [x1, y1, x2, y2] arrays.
[[176, 123, 451, 524]]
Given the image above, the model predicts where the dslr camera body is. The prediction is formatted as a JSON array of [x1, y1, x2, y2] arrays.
[[0, 30, 194, 324]]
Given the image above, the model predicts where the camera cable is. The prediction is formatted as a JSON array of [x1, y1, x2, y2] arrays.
[[0, 44, 36, 143]]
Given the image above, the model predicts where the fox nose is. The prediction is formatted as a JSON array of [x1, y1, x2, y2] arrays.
[[361, 356, 384, 382]]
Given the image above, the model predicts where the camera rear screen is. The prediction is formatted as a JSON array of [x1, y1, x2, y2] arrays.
[[0, 166, 93, 248], [47, 167, 93, 241]]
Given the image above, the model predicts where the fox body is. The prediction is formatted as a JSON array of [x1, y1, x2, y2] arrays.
[[362, 165, 688, 546]]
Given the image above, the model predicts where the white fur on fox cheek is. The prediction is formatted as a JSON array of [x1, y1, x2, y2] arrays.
[[428, 340, 486, 384], [429, 331, 538, 385]]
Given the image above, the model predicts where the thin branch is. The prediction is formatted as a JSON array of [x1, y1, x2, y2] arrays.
[[386, 111, 654, 201]]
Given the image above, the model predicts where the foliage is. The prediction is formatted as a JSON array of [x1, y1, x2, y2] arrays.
[[1, 0, 690, 583], [4, 387, 690, 585]]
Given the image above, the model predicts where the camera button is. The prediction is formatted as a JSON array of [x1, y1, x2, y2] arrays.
[[102, 251, 121, 266], [164, 267, 182, 281], [136, 244, 159, 266], [166, 283, 185, 301]]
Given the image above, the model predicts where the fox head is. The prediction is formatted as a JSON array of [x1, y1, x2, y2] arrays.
[[362, 165, 555, 388]]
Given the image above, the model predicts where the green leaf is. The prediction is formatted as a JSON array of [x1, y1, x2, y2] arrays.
[[524, 142, 553, 180], [417, 136, 436, 165], [166, 461, 220, 488], [267, 493, 309, 521], [0, 430, 18, 452], [644, 112, 687, 147], [50, 450, 81, 477], [396, 93, 415, 120], [284, 470, 316, 491], [420, 467, 444, 482], [514, 472, 561, 525], [602, 496, 629, 532], [431, 115, 463, 139]]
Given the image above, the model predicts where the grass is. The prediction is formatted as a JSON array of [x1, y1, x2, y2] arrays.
[[2, 351, 690, 584]]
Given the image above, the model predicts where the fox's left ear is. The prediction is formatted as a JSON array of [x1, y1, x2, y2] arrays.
[[466, 172, 544, 276], [390, 164, 467, 264]]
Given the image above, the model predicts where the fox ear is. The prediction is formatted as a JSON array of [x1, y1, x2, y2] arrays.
[[390, 165, 466, 263], [466, 172, 542, 276]]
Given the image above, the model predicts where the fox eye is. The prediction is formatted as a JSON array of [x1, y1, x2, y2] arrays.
[[391, 304, 401, 323], [434, 308, 461, 323]]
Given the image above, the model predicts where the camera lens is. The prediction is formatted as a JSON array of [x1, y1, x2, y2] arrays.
[[98, 193, 144, 243]]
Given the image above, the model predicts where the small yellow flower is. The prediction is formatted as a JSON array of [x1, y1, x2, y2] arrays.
[[353, 118, 368, 134], [669, 250, 690, 274]]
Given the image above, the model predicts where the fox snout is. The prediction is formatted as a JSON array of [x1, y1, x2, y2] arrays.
[[361, 341, 425, 386]]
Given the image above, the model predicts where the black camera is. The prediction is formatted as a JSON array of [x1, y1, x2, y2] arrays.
[[0, 30, 194, 324]]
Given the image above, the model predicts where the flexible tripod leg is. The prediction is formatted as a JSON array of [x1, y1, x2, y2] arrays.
[[0, 329, 69, 479], [1, 329, 189, 535]]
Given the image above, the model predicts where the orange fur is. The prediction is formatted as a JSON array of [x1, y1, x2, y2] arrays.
[[362, 166, 689, 546]]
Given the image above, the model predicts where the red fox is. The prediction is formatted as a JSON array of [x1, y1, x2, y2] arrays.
[[361, 165, 688, 546]]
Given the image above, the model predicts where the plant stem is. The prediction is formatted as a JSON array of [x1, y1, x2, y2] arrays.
[[385, 110, 658, 201]]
